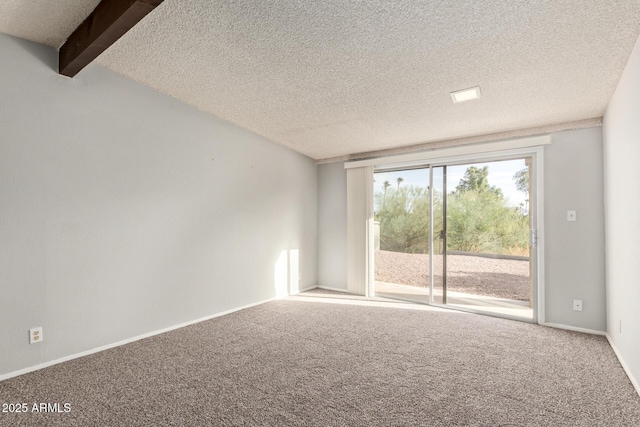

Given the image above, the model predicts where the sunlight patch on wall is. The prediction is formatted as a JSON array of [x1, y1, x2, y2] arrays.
[[274, 249, 300, 298]]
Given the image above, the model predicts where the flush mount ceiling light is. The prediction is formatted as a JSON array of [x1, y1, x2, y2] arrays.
[[450, 86, 481, 103]]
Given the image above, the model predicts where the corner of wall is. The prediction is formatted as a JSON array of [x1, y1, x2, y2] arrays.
[[602, 33, 640, 397]]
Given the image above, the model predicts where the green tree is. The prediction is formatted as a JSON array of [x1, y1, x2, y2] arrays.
[[513, 167, 529, 194], [447, 190, 528, 254], [446, 165, 528, 255], [374, 165, 529, 256], [382, 181, 391, 209], [513, 167, 530, 213], [396, 177, 404, 189], [454, 166, 503, 197], [375, 185, 441, 253]]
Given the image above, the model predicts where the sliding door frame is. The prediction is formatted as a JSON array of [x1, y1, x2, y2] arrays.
[[357, 140, 546, 324]]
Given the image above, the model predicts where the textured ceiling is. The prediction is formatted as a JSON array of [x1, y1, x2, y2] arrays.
[[1, 1, 639, 160], [0, 0, 100, 47]]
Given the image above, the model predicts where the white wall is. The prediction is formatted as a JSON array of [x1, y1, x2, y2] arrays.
[[0, 34, 317, 377], [544, 127, 605, 331], [317, 128, 606, 331], [603, 35, 640, 389], [317, 162, 347, 290]]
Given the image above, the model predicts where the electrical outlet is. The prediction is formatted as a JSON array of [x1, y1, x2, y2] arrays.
[[573, 300, 583, 312], [29, 327, 43, 344]]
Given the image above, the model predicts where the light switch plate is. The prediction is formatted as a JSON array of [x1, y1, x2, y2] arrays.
[[567, 210, 576, 221]]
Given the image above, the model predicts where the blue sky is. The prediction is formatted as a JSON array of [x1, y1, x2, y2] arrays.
[[374, 158, 528, 208]]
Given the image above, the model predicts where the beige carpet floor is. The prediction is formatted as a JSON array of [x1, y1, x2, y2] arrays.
[[1, 289, 639, 426]]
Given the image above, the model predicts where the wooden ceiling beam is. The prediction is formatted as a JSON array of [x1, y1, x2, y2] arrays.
[[59, 0, 164, 77]]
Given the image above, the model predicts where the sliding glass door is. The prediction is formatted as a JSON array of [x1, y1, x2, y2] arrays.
[[373, 156, 534, 321]]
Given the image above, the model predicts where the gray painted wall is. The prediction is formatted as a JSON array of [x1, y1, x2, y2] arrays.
[[543, 127, 605, 331], [317, 162, 348, 290], [316, 127, 607, 331], [603, 35, 640, 388], [0, 35, 317, 376]]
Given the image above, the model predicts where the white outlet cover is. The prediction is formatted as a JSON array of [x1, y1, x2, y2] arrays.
[[29, 327, 43, 344], [573, 300, 583, 312]]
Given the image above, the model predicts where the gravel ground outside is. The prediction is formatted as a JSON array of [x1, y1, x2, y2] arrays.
[[375, 250, 531, 301]]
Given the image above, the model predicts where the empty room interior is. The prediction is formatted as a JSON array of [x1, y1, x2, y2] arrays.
[[1, 1, 640, 425]]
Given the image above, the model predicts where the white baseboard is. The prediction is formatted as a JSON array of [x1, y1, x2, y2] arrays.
[[0, 297, 275, 382], [539, 322, 606, 336], [316, 285, 355, 294], [606, 334, 640, 397], [296, 285, 318, 293]]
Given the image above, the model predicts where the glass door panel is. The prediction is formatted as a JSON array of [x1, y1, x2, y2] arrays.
[[373, 167, 431, 303], [441, 158, 533, 320]]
